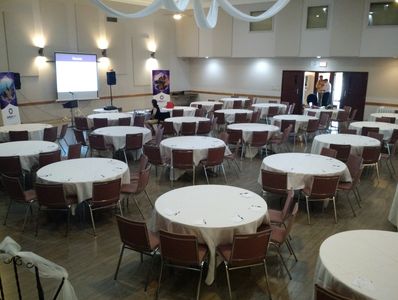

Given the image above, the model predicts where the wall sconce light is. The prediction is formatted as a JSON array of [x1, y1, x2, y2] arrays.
[[38, 47, 44, 56], [150, 51, 156, 59], [101, 49, 107, 57]]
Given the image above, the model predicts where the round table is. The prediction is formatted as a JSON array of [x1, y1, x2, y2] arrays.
[[219, 97, 249, 109], [315, 230, 398, 299], [311, 134, 381, 156], [349, 121, 398, 140], [92, 126, 152, 151], [161, 106, 197, 117], [190, 101, 223, 112], [272, 115, 318, 133], [93, 108, 119, 113], [252, 103, 287, 118], [36, 158, 130, 203], [87, 113, 132, 127], [388, 184, 398, 228], [0, 123, 52, 142], [304, 108, 343, 119], [164, 116, 209, 134], [0, 141, 59, 171], [369, 112, 398, 123], [160, 136, 231, 166], [152, 184, 269, 285], [227, 123, 280, 143], [215, 109, 253, 124], [259, 153, 351, 190]]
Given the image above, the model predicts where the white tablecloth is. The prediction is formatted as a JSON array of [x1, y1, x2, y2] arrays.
[[311, 134, 380, 156], [164, 116, 209, 134], [215, 109, 253, 124], [151, 184, 269, 285], [87, 113, 132, 127], [160, 136, 231, 166], [388, 184, 398, 228], [92, 126, 152, 150], [315, 230, 398, 299], [219, 97, 249, 109], [190, 101, 223, 112], [369, 113, 398, 124], [252, 103, 287, 118], [272, 115, 318, 133], [304, 108, 343, 119], [0, 141, 59, 171], [0, 123, 52, 142], [349, 121, 398, 140], [227, 123, 280, 143], [259, 153, 351, 190], [36, 158, 130, 203], [93, 108, 119, 113], [161, 106, 197, 117]]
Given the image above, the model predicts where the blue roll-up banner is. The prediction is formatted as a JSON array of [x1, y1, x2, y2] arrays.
[[0, 72, 21, 125], [152, 70, 170, 108]]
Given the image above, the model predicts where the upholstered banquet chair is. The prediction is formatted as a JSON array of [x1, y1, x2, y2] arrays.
[[361, 146, 381, 181], [329, 144, 351, 162], [196, 120, 211, 135], [93, 118, 108, 129], [234, 113, 247, 124], [261, 169, 288, 199], [171, 149, 195, 186], [143, 144, 169, 177], [57, 124, 69, 153], [320, 147, 337, 158], [118, 117, 131, 126], [200, 146, 227, 184], [180, 122, 196, 136], [123, 133, 143, 162], [74, 116, 90, 131], [314, 284, 351, 300], [73, 128, 89, 157], [361, 126, 378, 136], [133, 115, 145, 127], [248, 131, 269, 159], [38, 149, 61, 168], [43, 126, 58, 143], [67, 143, 82, 160], [9, 130, 28, 141]]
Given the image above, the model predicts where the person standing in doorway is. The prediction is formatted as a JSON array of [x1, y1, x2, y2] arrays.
[[322, 79, 332, 107], [316, 75, 326, 105]]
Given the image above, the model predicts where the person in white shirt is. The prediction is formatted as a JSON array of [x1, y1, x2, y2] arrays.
[[322, 79, 332, 106]]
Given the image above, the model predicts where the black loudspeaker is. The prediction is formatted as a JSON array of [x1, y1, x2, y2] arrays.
[[13, 73, 21, 90], [62, 100, 78, 109], [106, 71, 116, 85]]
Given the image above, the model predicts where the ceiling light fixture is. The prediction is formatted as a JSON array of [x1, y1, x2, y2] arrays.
[[91, 0, 290, 29], [173, 14, 182, 20]]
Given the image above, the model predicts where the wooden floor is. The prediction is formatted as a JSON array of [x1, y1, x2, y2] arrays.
[[0, 130, 396, 300]]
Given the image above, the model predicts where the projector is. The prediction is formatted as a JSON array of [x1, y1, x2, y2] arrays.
[[104, 105, 118, 111]]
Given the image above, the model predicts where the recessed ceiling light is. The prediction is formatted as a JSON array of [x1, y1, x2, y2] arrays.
[[316, 14, 320, 18], [173, 14, 182, 20], [316, 56, 322, 59], [369, 11, 374, 15], [205, 56, 209, 59]]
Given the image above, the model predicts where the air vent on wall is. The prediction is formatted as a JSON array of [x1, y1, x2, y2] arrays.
[[106, 17, 118, 23]]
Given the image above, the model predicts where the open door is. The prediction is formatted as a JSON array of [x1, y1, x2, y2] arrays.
[[340, 72, 368, 121], [281, 71, 305, 114]]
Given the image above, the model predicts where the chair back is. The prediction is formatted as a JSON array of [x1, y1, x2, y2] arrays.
[[73, 129, 87, 146], [346, 154, 363, 186], [361, 126, 379, 136], [213, 103, 223, 111], [228, 229, 272, 267], [319, 111, 331, 128], [308, 176, 340, 199], [281, 119, 296, 132], [143, 144, 163, 165], [67, 144, 81, 159], [163, 121, 175, 136], [9, 131, 28, 141], [136, 164, 151, 194], [227, 129, 242, 145], [261, 169, 287, 195], [268, 100, 278, 104], [1, 175, 25, 201], [172, 109, 184, 117], [218, 132, 229, 144], [281, 190, 295, 221], [267, 106, 279, 118], [307, 111, 317, 117], [58, 124, 68, 139], [339, 128, 356, 134], [93, 118, 108, 129], [234, 113, 247, 123], [172, 150, 193, 169], [35, 183, 69, 208], [389, 129, 398, 144], [91, 178, 121, 207], [195, 108, 206, 117], [88, 134, 107, 151], [196, 120, 211, 135], [250, 111, 260, 123], [39, 150, 61, 168], [0, 156, 23, 177], [180, 122, 196, 136], [43, 127, 58, 142], [329, 144, 351, 162], [250, 131, 268, 147], [133, 115, 145, 127], [280, 124, 293, 144], [232, 101, 242, 109], [244, 99, 252, 109], [314, 284, 351, 300], [307, 119, 320, 133], [214, 112, 225, 125], [361, 146, 381, 164], [125, 133, 143, 151], [159, 230, 202, 266], [116, 215, 153, 252], [154, 125, 164, 145], [320, 147, 337, 158], [205, 147, 225, 166], [118, 117, 131, 126], [367, 132, 383, 144], [74, 117, 89, 131], [336, 110, 350, 122]]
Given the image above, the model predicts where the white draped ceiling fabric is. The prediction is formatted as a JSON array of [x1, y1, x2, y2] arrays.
[[91, 0, 290, 29]]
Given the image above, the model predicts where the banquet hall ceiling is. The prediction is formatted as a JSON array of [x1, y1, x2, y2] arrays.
[[109, 0, 271, 6]]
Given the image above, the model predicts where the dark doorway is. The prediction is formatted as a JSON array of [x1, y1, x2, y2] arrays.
[[340, 72, 368, 121], [281, 71, 304, 114]]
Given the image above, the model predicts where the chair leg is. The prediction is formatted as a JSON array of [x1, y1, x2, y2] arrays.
[[276, 247, 292, 280], [345, 192, 356, 217], [3, 199, 12, 226], [353, 189, 361, 208], [22, 203, 31, 232], [285, 240, 298, 262], [375, 163, 380, 182], [144, 190, 153, 208], [118, 200, 123, 217], [196, 264, 204, 300], [133, 197, 145, 220], [332, 196, 337, 223], [145, 254, 155, 292], [263, 260, 272, 300], [156, 260, 164, 300], [305, 197, 311, 225], [221, 164, 227, 184], [203, 166, 210, 184], [88, 205, 97, 236], [114, 245, 125, 280], [123, 150, 128, 164], [224, 263, 233, 300]]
